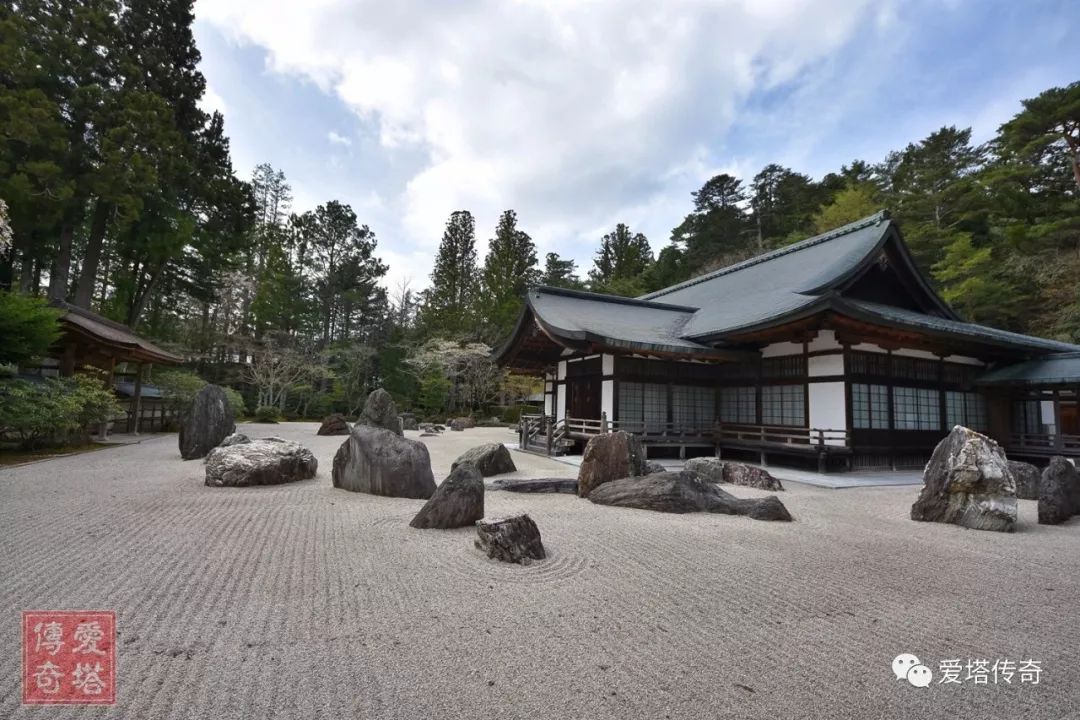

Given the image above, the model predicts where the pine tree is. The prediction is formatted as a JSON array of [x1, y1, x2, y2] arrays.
[[480, 210, 539, 341], [540, 252, 583, 289], [419, 210, 478, 338], [589, 223, 653, 296]]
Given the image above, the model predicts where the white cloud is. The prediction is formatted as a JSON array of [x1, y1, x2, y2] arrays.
[[198, 84, 227, 116], [196, 0, 885, 285], [327, 130, 352, 146]]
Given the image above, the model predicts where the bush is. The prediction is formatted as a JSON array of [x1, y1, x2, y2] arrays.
[[253, 405, 281, 423], [0, 374, 122, 449], [153, 369, 208, 415], [223, 387, 247, 419]]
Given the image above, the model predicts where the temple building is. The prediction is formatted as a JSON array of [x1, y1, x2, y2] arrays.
[[496, 211, 1080, 470]]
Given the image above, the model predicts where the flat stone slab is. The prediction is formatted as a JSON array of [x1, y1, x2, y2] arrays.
[[588, 471, 792, 521], [487, 477, 579, 494], [205, 438, 317, 487]]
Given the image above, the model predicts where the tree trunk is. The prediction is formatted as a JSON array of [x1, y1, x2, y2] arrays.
[[73, 199, 111, 308], [127, 259, 167, 327], [48, 221, 76, 301]]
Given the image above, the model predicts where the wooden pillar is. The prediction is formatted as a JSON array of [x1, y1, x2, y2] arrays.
[[131, 362, 145, 435], [98, 356, 116, 441]]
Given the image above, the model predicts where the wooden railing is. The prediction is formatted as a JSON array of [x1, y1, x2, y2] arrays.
[[714, 423, 851, 450], [1007, 432, 1080, 455]]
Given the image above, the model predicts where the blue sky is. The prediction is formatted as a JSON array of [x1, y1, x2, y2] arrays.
[[193, 0, 1079, 292]]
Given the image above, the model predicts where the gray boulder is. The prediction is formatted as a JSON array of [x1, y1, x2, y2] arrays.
[[1038, 456, 1080, 525], [317, 413, 350, 436], [488, 477, 578, 494], [911, 426, 1016, 532], [218, 432, 250, 448], [722, 462, 784, 491], [451, 443, 516, 476], [684, 457, 724, 483], [400, 413, 419, 431], [588, 471, 792, 521], [1008, 460, 1041, 500], [644, 461, 666, 475], [205, 438, 317, 487], [449, 418, 467, 431], [475, 514, 546, 564], [332, 425, 436, 499], [577, 431, 647, 497], [179, 384, 236, 460], [356, 389, 402, 436], [409, 463, 485, 529]]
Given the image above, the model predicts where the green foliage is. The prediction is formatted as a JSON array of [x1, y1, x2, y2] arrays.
[[0, 292, 62, 368], [223, 386, 246, 418], [253, 405, 281, 423], [589, 223, 653, 293], [480, 210, 539, 343], [811, 186, 881, 233], [0, 373, 121, 449], [416, 371, 452, 415], [153, 369, 207, 414], [540, 252, 584, 289], [419, 210, 478, 338]]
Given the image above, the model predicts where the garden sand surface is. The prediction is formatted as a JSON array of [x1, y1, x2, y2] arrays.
[[1, 423, 1078, 719]]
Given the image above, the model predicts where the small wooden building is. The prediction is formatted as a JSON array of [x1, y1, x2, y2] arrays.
[[50, 301, 183, 434], [497, 211, 1080, 469]]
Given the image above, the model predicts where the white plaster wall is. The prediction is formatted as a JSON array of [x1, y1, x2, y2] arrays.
[[809, 382, 847, 445], [762, 341, 803, 357], [557, 361, 567, 381], [808, 354, 844, 377], [851, 343, 887, 354], [544, 376, 554, 415], [556, 385, 566, 421], [601, 379, 614, 420], [806, 330, 842, 353], [602, 354, 614, 375]]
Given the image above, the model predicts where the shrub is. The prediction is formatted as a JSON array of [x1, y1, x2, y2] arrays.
[[253, 405, 281, 423], [153, 369, 208, 415], [223, 387, 247, 419], [0, 374, 122, 449]]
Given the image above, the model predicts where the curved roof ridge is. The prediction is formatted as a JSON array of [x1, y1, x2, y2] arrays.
[[641, 209, 890, 301], [532, 285, 699, 312]]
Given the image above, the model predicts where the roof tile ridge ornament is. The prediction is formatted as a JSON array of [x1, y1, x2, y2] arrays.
[[641, 209, 891, 300]]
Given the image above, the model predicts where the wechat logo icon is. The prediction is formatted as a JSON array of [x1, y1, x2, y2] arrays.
[[893, 654, 933, 687]]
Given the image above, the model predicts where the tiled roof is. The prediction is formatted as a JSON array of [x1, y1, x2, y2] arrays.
[[976, 352, 1080, 385]]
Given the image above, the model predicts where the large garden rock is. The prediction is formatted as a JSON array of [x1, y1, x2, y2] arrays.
[[400, 413, 419, 431], [451, 443, 516, 476], [205, 438, 317, 487], [356, 389, 402, 435], [722, 462, 784, 491], [475, 514, 546, 564], [450, 419, 466, 431], [588, 471, 792, 521], [577, 431, 647, 497], [1008, 460, 1041, 500], [452, 416, 477, 429], [332, 425, 435, 499], [911, 426, 1016, 532], [644, 461, 666, 475], [684, 457, 725, 483], [218, 432, 250, 447], [317, 413, 350, 436], [409, 463, 485, 529], [1038, 456, 1080, 525], [487, 477, 579, 494], [179, 384, 236, 460]]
